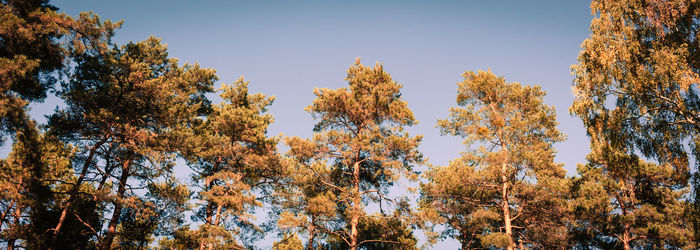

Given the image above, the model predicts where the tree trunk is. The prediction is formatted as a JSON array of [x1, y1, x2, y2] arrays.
[[100, 158, 131, 250], [501, 160, 515, 250], [198, 202, 213, 250], [207, 204, 223, 250], [619, 179, 634, 250], [622, 227, 631, 250], [350, 161, 360, 250], [307, 216, 316, 250], [49, 137, 108, 250]]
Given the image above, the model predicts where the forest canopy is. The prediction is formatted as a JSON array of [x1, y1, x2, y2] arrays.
[[0, 0, 697, 249]]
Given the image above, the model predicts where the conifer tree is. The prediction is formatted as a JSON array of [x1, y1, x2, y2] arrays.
[[1, 1, 120, 248], [0, 131, 74, 249], [281, 58, 422, 250], [571, 0, 699, 243], [181, 78, 280, 249], [1, 0, 65, 142], [421, 70, 568, 249], [570, 143, 694, 249], [48, 36, 216, 249]]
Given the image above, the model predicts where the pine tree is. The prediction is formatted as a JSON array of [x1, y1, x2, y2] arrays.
[[281, 58, 422, 250], [570, 142, 694, 249], [0, 130, 74, 249], [1, 0, 65, 142], [0, 1, 120, 248], [571, 0, 699, 244], [181, 78, 280, 249], [421, 70, 568, 249], [48, 36, 216, 249]]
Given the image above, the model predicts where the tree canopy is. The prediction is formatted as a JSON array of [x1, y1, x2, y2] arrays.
[[0, 0, 697, 249]]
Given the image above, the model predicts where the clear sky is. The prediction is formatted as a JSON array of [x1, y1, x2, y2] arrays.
[[38, 0, 593, 248]]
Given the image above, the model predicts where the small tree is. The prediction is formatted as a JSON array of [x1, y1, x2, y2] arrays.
[[421, 70, 568, 249]]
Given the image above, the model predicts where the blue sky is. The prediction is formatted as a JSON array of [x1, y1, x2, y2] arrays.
[[37, 0, 593, 247]]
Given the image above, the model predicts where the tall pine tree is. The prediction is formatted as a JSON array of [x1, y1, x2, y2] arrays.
[[280, 58, 422, 249], [421, 70, 568, 249], [181, 77, 280, 249]]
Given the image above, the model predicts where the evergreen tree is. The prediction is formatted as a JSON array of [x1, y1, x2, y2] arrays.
[[0, 131, 74, 249], [48, 36, 216, 249], [0, 1, 120, 248], [421, 70, 568, 249], [1, 0, 64, 142], [180, 78, 280, 249], [570, 143, 694, 249], [281, 58, 422, 250], [571, 0, 699, 244]]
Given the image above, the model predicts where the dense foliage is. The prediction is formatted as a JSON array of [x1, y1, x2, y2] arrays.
[[0, 0, 696, 249]]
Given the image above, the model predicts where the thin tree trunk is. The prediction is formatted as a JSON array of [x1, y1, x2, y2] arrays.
[[501, 157, 515, 250], [198, 237, 206, 250], [622, 227, 631, 250], [207, 204, 223, 250], [307, 216, 316, 250], [350, 161, 360, 250], [620, 180, 633, 250], [198, 202, 213, 250], [100, 158, 131, 250], [49, 137, 108, 250]]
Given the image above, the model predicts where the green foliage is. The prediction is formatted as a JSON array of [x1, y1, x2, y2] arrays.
[[326, 214, 417, 250], [0, 0, 63, 142], [572, 0, 698, 171], [274, 233, 304, 250], [570, 143, 695, 249], [2, 0, 697, 248], [281, 58, 422, 249], [571, 0, 699, 247], [158, 226, 201, 249], [181, 77, 280, 248], [479, 232, 511, 249], [45, 33, 216, 248], [422, 70, 568, 249]]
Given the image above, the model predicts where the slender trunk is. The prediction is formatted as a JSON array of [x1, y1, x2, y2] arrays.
[[307, 216, 316, 250], [198, 203, 213, 250], [620, 180, 633, 250], [207, 204, 223, 250], [100, 158, 131, 250], [198, 237, 206, 250], [199, 160, 222, 250], [49, 137, 108, 250], [622, 226, 631, 250], [350, 161, 360, 250], [501, 160, 515, 250]]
